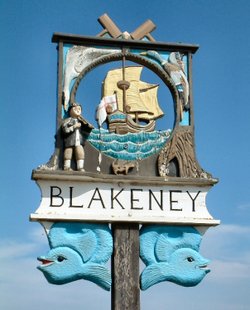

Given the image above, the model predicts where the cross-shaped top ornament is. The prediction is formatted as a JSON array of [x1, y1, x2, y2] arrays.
[[97, 13, 156, 41]]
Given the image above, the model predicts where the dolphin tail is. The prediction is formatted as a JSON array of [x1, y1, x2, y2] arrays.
[[83, 263, 112, 291], [140, 263, 168, 290]]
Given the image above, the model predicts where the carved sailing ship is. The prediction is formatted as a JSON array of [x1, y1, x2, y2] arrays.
[[99, 66, 164, 134]]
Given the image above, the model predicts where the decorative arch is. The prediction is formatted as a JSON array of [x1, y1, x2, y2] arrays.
[[69, 51, 181, 128]]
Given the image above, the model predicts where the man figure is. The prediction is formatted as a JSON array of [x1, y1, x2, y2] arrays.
[[62, 103, 92, 171]]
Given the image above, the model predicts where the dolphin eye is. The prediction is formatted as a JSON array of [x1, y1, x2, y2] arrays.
[[57, 255, 66, 262], [187, 256, 194, 262]]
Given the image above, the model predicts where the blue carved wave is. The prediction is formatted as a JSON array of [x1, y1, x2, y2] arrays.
[[37, 222, 113, 291], [87, 128, 171, 160], [140, 225, 210, 290]]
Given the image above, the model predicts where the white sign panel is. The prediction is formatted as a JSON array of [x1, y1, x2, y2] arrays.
[[30, 179, 219, 225]]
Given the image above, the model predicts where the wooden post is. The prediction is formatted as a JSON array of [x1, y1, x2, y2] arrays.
[[112, 223, 140, 310]]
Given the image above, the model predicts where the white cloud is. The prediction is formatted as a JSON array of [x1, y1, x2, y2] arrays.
[[0, 227, 110, 310], [28, 224, 49, 243], [199, 224, 250, 284], [209, 260, 250, 280], [201, 224, 250, 255], [0, 240, 37, 259], [237, 202, 250, 211], [0, 226, 49, 259]]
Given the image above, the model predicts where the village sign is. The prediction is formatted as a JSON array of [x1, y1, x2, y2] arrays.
[[30, 14, 219, 309]]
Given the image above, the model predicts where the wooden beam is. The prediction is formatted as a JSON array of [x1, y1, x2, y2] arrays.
[[112, 223, 140, 310], [130, 20, 156, 41], [52, 33, 200, 54], [98, 13, 122, 38]]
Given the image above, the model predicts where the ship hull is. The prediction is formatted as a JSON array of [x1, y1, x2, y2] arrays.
[[108, 111, 155, 134]]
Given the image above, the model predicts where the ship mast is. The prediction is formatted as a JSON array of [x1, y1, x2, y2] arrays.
[[117, 49, 130, 114]]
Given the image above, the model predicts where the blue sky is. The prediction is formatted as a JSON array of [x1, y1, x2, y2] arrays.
[[1, 0, 250, 309]]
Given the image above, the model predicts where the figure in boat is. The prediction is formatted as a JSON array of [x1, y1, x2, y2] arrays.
[[96, 66, 164, 134]]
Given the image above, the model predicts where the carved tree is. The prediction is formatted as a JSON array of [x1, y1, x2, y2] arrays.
[[158, 127, 211, 179]]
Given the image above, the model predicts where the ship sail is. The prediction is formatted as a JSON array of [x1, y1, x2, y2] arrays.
[[103, 66, 164, 120], [130, 81, 163, 120]]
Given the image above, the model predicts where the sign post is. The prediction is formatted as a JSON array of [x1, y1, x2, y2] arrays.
[[31, 14, 219, 309], [112, 223, 140, 310]]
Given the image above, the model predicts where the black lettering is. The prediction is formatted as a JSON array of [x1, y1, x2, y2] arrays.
[[131, 189, 143, 210], [149, 190, 163, 210], [69, 186, 83, 208], [50, 186, 64, 207], [186, 191, 201, 212], [88, 188, 105, 209], [170, 190, 182, 211], [111, 188, 125, 209]]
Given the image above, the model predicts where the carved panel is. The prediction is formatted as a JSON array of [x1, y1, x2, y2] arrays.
[[158, 127, 211, 179], [140, 225, 210, 290], [37, 222, 113, 290]]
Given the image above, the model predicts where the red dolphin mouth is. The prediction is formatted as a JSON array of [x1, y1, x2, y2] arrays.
[[199, 264, 210, 273], [37, 257, 54, 266]]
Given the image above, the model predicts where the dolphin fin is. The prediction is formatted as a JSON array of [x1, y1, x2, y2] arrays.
[[140, 263, 167, 290], [83, 263, 112, 291]]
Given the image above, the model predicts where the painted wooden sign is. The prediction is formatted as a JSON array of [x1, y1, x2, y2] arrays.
[[31, 14, 219, 306], [31, 174, 218, 225], [31, 17, 218, 225]]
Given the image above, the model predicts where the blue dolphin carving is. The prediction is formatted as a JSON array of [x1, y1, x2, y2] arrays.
[[140, 226, 210, 290], [37, 222, 113, 291]]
